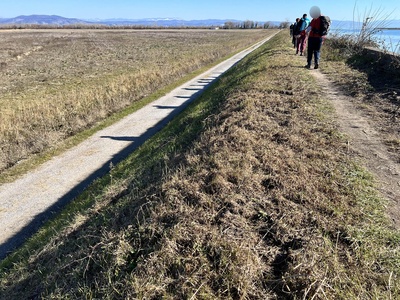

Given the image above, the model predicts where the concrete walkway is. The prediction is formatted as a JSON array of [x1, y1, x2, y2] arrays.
[[0, 33, 277, 259]]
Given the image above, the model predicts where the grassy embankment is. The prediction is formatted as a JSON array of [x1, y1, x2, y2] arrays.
[[1, 31, 399, 299], [0, 29, 269, 181]]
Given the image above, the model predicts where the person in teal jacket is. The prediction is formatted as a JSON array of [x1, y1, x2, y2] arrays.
[[295, 14, 310, 56]]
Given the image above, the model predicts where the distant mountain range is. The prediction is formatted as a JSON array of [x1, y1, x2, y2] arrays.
[[0, 15, 88, 26], [0, 15, 266, 27], [95, 18, 251, 27], [0, 15, 399, 29]]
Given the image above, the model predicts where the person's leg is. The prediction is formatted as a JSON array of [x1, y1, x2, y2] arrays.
[[296, 37, 301, 54], [300, 36, 307, 55], [306, 38, 314, 68], [313, 38, 323, 68]]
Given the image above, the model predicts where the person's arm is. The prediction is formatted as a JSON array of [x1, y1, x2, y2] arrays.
[[304, 18, 316, 34]]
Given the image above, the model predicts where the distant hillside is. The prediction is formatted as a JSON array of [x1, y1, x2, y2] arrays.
[[98, 18, 245, 27], [0, 15, 399, 29], [99, 18, 241, 27], [0, 15, 279, 27], [0, 15, 90, 25]]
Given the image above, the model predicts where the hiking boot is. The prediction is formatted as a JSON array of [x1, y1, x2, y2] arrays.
[[314, 64, 319, 69], [300, 52, 303, 56], [305, 64, 311, 69], [296, 50, 299, 55]]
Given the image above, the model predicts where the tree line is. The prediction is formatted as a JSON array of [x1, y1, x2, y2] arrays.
[[224, 20, 290, 29], [0, 21, 291, 30]]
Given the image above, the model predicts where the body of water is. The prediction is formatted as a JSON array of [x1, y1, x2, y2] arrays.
[[376, 29, 400, 53], [330, 28, 400, 54]]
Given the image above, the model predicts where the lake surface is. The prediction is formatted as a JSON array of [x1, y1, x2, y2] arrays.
[[330, 28, 400, 54], [376, 29, 400, 53]]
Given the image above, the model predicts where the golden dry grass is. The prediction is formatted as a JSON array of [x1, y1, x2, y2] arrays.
[[0, 29, 270, 173], [0, 31, 399, 299]]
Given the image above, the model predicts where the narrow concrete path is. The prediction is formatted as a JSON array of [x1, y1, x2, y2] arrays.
[[0, 33, 277, 259]]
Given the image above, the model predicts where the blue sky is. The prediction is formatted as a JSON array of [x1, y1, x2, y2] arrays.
[[1, 0, 399, 21]]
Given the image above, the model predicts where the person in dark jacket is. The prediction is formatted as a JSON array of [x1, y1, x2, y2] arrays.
[[291, 18, 300, 48]]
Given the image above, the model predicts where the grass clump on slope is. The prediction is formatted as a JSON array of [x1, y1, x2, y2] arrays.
[[1, 31, 399, 299]]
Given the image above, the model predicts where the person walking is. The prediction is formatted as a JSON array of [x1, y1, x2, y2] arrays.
[[304, 7, 325, 69], [295, 14, 310, 56], [291, 18, 300, 48]]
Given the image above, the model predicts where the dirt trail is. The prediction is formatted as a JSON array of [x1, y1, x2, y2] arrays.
[[312, 70, 400, 228]]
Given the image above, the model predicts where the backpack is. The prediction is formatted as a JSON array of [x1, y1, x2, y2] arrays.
[[312, 15, 331, 36], [318, 15, 331, 36], [294, 19, 303, 35]]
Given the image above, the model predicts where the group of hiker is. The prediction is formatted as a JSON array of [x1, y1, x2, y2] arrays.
[[290, 6, 331, 70]]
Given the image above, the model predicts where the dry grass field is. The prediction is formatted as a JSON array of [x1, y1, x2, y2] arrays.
[[1, 31, 399, 299], [0, 29, 270, 173]]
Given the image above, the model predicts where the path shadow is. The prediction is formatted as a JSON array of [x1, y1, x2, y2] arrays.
[[197, 79, 214, 84], [183, 87, 202, 91], [100, 136, 139, 142], [153, 105, 179, 110]]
